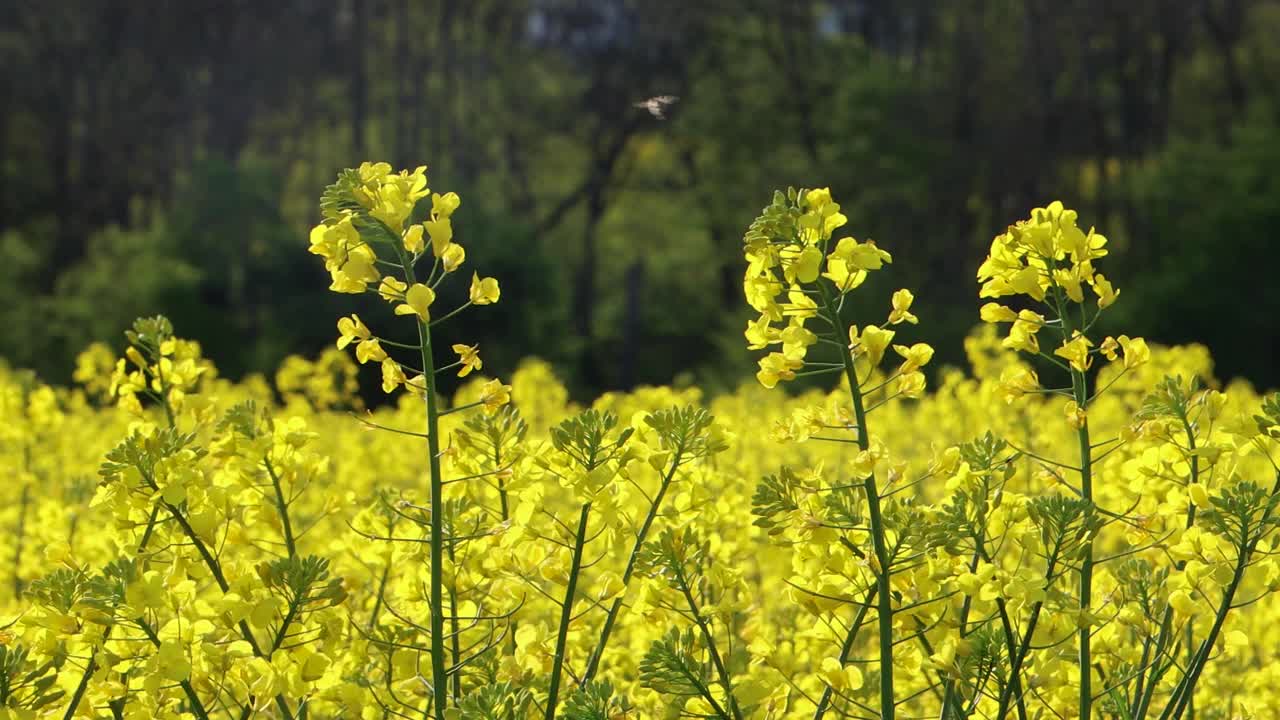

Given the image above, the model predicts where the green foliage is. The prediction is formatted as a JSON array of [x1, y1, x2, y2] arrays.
[[0, 644, 63, 710], [751, 467, 802, 532], [550, 410, 633, 470], [638, 627, 715, 700], [562, 681, 628, 720]]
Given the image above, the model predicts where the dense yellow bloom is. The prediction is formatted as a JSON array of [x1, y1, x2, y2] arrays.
[[308, 215, 380, 293], [11, 181, 1277, 720]]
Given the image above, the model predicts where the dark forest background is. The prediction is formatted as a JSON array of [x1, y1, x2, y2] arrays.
[[2, 0, 1278, 398]]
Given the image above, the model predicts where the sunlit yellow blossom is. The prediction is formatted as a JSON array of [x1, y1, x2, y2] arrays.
[[394, 283, 436, 320], [979, 302, 1018, 323], [893, 343, 934, 373], [757, 352, 803, 388], [378, 276, 408, 302], [432, 191, 461, 219], [792, 245, 823, 283], [888, 289, 918, 325], [1118, 335, 1150, 369], [1091, 272, 1120, 308], [441, 243, 466, 273], [849, 324, 895, 368], [452, 344, 482, 377], [480, 379, 512, 413], [381, 357, 407, 393], [470, 274, 501, 305], [426, 218, 453, 256], [1054, 333, 1093, 372], [403, 224, 425, 254], [1002, 309, 1045, 354]]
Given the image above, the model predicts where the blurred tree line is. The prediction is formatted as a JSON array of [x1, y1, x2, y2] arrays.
[[2, 0, 1278, 397]]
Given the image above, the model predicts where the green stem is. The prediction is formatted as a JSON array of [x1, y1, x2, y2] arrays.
[[137, 618, 211, 720], [1160, 471, 1280, 720], [841, 336, 895, 719], [546, 503, 591, 720], [677, 574, 740, 720], [818, 280, 895, 719], [63, 628, 110, 720], [400, 244, 450, 720], [1133, 420, 1200, 720], [1071, 367, 1095, 720], [581, 448, 686, 685], [814, 582, 878, 719], [995, 544, 1062, 719], [264, 457, 297, 558]]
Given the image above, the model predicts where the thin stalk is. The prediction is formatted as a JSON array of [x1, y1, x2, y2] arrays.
[[137, 618, 212, 720], [140, 473, 295, 720], [815, 583, 878, 719], [446, 532, 462, 702], [581, 447, 687, 685], [63, 628, 111, 720], [1159, 547, 1248, 720], [494, 444, 509, 522], [1160, 471, 1280, 720], [1071, 365, 1095, 720], [546, 503, 591, 720], [677, 574, 740, 720], [818, 280, 895, 719], [840, 328, 895, 719], [938, 554, 977, 720], [995, 543, 1062, 719], [1133, 420, 1201, 720], [264, 457, 297, 559], [134, 375, 176, 555], [400, 247, 449, 720]]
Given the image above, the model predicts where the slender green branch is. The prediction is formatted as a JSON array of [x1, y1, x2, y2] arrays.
[[394, 244, 451, 720], [264, 457, 297, 559], [546, 503, 592, 720], [676, 571, 740, 720], [137, 617, 212, 720], [815, 583, 878, 720], [825, 284, 896, 720], [582, 446, 687, 685]]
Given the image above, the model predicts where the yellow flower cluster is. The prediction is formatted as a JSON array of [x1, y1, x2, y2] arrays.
[[3, 175, 1279, 720]]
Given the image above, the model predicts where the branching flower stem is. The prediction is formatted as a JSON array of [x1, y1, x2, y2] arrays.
[[396, 246, 450, 720], [819, 283, 895, 720], [581, 445, 688, 685], [545, 502, 591, 720]]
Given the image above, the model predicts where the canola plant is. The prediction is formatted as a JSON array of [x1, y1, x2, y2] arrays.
[[2, 163, 1278, 720]]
